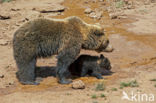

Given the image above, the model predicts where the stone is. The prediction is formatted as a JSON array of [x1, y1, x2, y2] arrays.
[[35, 5, 65, 13], [72, 80, 85, 89], [117, 15, 127, 19], [0, 39, 9, 46], [84, 8, 92, 14], [151, 0, 156, 3], [0, 74, 4, 78], [0, 15, 10, 20], [91, 0, 97, 3], [89, 11, 103, 19], [109, 13, 118, 19], [99, 0, 104, 2]]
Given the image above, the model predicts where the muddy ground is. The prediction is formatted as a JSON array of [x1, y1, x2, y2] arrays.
[[0, 0, 156, 103]]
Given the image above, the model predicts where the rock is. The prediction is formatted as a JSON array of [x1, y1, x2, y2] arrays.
[[91, 0, 97, 3], [109, 13, 118, 19], [124, 0, 129, 4], [99, 0, 104, 2], [89, 11, 103, 19], [8, 82, 14, 85], [89, 12, 96, 18], [151, 0, 156, 3], [109, 12, 125, 19], [127, 5, 133, 9], [117, 15, 127, 19], [0, 74, 4, 78], [127, 1, 133, 5], [5, 81, 14, 87], [107, 7, 113, 13], [84, 8, 92, 14], [0, 39, 9, 46], [144, 1, 150, 5], [84, 1, 89, 4], [36, 5, 65, 13], [11, 8, 20, 11], [96, 11, 103, 19], [0, 15, 10, 20], [72, 80, 85, 89]]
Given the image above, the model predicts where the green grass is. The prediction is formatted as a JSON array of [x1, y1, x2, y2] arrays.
[[150, 79, 156, 81], [111, 88, 118, 91], [150, 79, 156, 87], [120, 80, 139, 89], [95, 82, 105, 91], [116, 0, 124, 8], [100, 93, 106, 98], [120, 86, 123, 89], [2, 0, 12, 2], [91, 94, 97, 99], [66, 93, 72, 95]]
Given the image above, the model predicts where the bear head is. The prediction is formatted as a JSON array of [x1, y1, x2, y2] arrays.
[[67, 16, 113, 52], [97, 54, 112, 75], [82, 24, 114, 52]]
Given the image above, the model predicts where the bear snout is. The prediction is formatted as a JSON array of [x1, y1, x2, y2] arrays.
[[103, 43, 114, 52]]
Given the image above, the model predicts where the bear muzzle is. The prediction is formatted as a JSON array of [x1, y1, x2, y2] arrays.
[[96, 43, 114, 53], [103, 43, 114, 52]]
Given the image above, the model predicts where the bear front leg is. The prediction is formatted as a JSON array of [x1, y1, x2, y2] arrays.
[[91, 71, 103, 79], [91, 66, 103, 79], [57, 45, 81, 84], [80, 66, 88, 77]]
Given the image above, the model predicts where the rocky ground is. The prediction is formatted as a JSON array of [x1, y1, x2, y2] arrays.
[[0, 0, 156, 103]]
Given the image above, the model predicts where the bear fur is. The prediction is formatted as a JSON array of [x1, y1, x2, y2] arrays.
[[68, 54, 112, 79], [13, 16, 113, 85]]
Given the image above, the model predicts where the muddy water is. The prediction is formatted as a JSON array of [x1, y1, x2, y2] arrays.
[[12, 0, 156, 92], [55, 0, 156, 49], [54, 0, 100, 23], [55, 0, 156, 65], [55, 0, 156, 82]]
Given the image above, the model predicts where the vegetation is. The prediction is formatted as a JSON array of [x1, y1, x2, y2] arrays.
[[115, 0, 124, 8], [2, 0, 12, 2], [100, 93, 106, 98], [120, 80, 139, 89], [91, 94, 97, 99], [111, 88, 118, 91], [150, 79, 156, 87], [150, 79, 156, 81], [95, 82, 105, 91]]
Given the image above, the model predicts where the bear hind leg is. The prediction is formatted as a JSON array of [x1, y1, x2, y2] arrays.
[[16, 58, 39, 85]]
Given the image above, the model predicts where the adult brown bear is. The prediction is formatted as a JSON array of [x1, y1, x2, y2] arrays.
[[13, 16, 113, 85]]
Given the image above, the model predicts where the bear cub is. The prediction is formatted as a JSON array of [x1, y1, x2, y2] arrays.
[[69, 54, 111, 79]]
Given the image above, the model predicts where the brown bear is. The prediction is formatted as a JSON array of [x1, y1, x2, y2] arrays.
[[68, 54, 112, 79], [13, 16, 113, 85]]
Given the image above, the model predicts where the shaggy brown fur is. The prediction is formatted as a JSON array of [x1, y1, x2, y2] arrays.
[[13, 16, 113, 85]]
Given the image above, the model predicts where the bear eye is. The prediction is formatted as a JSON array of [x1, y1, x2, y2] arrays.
[[94, 31, 104, 36]]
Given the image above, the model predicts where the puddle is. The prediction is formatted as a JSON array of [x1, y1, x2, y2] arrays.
[[53, 0, 156, 50], [16, 0, 156, 91]]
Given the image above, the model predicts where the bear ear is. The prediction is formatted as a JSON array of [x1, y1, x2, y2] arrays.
[[100, 54, 104, 58]]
